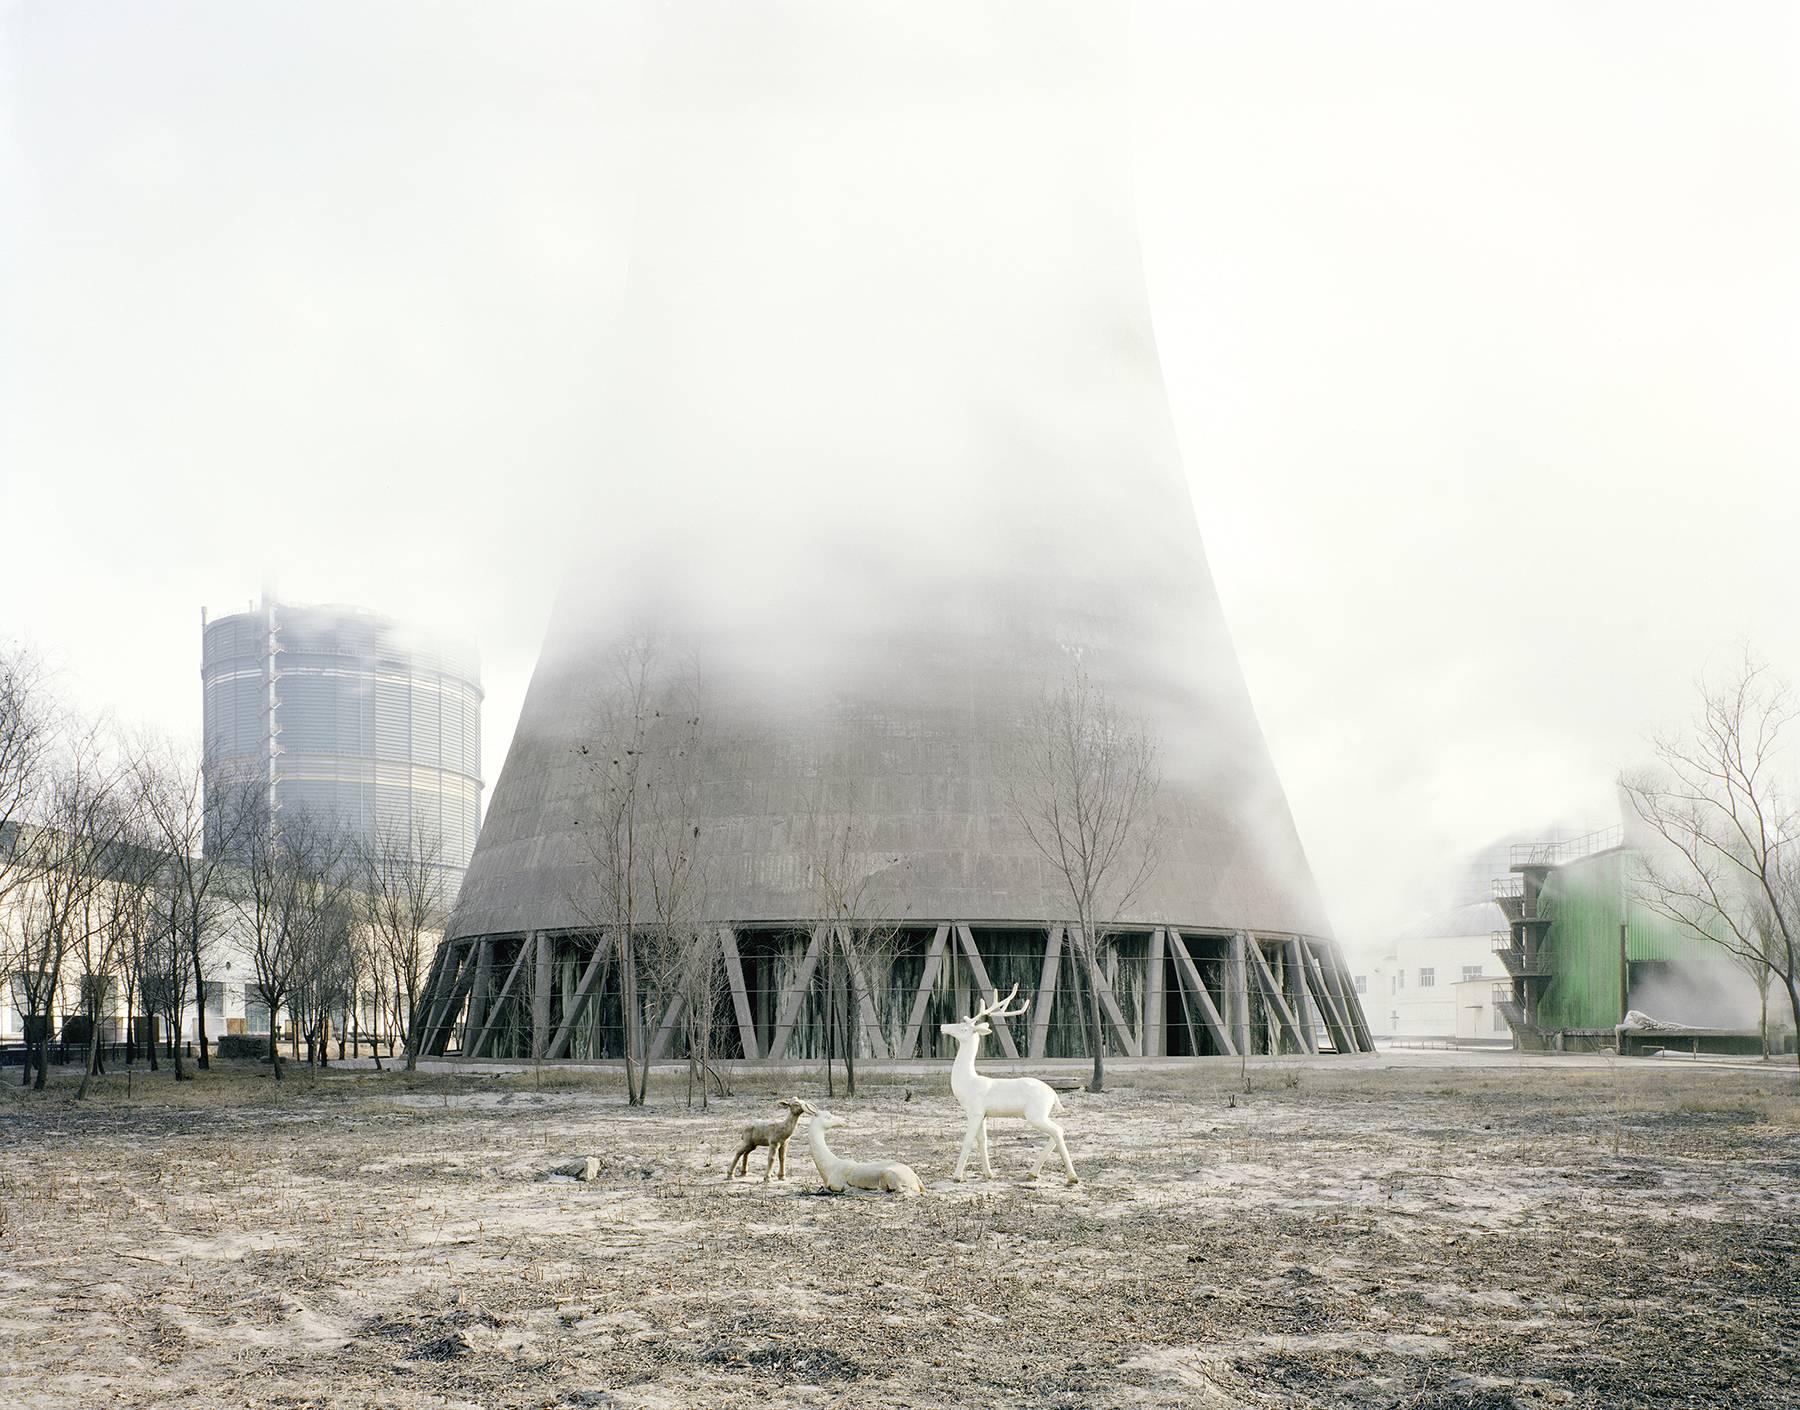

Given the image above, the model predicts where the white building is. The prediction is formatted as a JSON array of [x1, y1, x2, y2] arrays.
[[1350, 901, 1512, 1044], [1, 827, 427, 1061]]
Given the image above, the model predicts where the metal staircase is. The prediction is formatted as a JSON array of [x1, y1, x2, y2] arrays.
[[1492, 864, 1554, 1049]]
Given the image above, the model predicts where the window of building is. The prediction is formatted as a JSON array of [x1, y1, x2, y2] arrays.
[[1395, 971, 1405, 991], [1462, 965, 1482, 982], [1354, 975, 1367, 994], [1494, 1007, 1508, 1032], [1418, 967, 1435, 988], [1390, 1011, 1400, 1029]]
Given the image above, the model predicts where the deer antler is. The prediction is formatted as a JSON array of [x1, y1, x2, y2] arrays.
[[970, 981, 1029, 1023]]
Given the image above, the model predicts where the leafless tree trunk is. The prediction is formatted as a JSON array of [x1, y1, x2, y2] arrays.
[[73, 791, 159, 1100], [0, 645, 52, 907], [572, 639, 705, 1105], [1006, 660, 1165, 1093], [0, 646, 54, 1084], [11, 727, 129, 1091], [236, 800, 354, 1081], [118, 914, 144, 1069], [638, 692, 718, 1106], [136, 741, 255, 1074], [358, 820, 448, 1073], [804, 782, 908, 1099], [1622, 651, 1800, 1071], [1735, 895, 1777, 1060], [293, 892, 354, 1070], [363, 949, 390, 1070], [140, 879, 193, 1079]]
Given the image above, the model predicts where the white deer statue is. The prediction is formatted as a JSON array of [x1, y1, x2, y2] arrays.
[[802, 1104, 926, 1195], [940, 983, 1078, 1184]]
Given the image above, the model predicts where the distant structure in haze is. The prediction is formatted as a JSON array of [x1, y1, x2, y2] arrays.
[[413, 4, 1372, 1064], [201, 595, 483, 888], [1351, 901, 1511, 1046]]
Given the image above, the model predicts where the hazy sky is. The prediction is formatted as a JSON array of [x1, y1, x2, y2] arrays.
[[4, 2, 1797, 953]]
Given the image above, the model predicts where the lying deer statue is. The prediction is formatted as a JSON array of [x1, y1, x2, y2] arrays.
[[726, 1097, 809, 1182], [803, 1105, 925, 1195], [941, 983, 1078, 1184]]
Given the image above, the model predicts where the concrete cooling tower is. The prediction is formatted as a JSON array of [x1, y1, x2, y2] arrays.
[[415, 1, 1372, 1065]]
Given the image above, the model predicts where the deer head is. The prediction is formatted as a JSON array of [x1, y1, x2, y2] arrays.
[[939, 982, 1029, 1043]]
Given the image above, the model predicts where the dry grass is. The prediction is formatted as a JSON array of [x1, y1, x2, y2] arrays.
[[1, 1055, 1796, 1408]]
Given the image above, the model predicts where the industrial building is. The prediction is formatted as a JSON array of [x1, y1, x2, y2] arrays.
[[0, 819, 414, 1062], [1353, 900, 1512, 1046], [411, 8, 1372, 1067], [202, 596, 483, 889], [1493, 827, 1793, 1055]]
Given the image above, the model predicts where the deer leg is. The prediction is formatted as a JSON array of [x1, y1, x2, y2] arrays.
[[954, 1117, 981, 1181], [778, 1139, 787, 1180], [1025, 1113, 1060, 1178], [976, 1119, 994, 1178]]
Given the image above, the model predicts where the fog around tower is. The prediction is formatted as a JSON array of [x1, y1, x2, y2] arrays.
[[5, 2, 1798, 952], [564, 3, 1196, 684]]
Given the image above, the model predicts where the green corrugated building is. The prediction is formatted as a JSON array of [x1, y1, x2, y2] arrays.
[[1493, 831, 1736, 1051]]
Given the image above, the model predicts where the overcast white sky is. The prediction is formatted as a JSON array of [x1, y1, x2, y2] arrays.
[[3, 2, 1797, 953]]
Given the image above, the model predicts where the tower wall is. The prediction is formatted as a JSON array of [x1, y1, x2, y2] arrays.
[[424, 3, 1366, 1059]]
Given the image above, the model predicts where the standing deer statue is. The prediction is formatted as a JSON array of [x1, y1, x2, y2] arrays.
[[940, 983, 1078, 1184], [802, 1105, 925, 1195], [725, 1097, 809, 1182]]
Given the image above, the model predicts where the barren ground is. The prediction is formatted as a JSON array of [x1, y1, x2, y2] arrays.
[[1, 1053, 1796, 1409]]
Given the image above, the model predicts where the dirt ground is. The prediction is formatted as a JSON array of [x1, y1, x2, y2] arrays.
[[1, 1053, 1796, 1410]]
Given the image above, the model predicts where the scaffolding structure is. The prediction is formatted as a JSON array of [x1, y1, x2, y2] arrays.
[[414, 923, 1374, 1063]]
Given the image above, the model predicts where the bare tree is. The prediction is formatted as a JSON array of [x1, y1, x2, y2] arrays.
[[359, 820, 448, 1072], [73, 787, 161, 1099], [358, 922, 393, 1067], [115, 856, 152, 1069], [634, 682, 724, 1107], [0, 645, 53, 908], [8, 728, 128, 1090], [333, 912, 383, 1062], [570, 638, 696, 1106], [291, 893, 355, 1067], [1734, 894, 1778, 1060], [141, 870, 195, 1079], [641, 912, 733, 1109], [136, 742, 253, 1071], [804, 785, 907, 1099], [236, 802, 353, 1079], [1622, 652, 1800, 1071], [1006, 660, 1165, 1094]]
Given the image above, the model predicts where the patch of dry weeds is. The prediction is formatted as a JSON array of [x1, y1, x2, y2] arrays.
[[0, 1058, 1795, 1408]]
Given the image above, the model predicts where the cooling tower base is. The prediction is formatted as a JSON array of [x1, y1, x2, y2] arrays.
[[415, 923, 1374, 1063]]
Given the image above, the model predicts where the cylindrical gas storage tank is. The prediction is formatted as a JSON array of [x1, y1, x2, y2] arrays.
[[202, 598, 484, 887]]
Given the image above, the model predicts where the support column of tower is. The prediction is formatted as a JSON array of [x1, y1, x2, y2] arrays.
[[530, 932, 551, 1060]]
